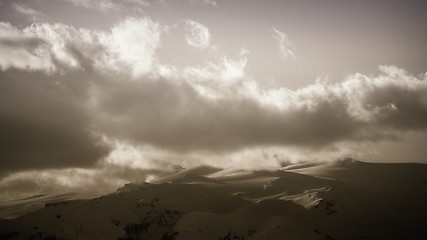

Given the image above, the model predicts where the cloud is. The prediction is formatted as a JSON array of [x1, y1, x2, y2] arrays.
[[184, 20, 211, 50], [92, 61, 427, 154], [0, 21, 97, 72], [0, 70, 110, 175], [271, 27, 296, 59], [0, 18, 163, 76], [183, 54, 247, 87], [0, 22, 51, 71], [104, 18, 162, 76]]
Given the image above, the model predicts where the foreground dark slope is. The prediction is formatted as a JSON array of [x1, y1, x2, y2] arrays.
[[0, 160, 426, 240]]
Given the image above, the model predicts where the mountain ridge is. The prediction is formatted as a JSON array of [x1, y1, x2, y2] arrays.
[[0, 159, 426, 240]]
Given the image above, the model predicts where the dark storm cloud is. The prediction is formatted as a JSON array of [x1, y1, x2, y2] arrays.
[[95, 78, 361, 151], [93, 66, 427, 152], [364, 83, 427, 130], [0, 69, 110, 174]]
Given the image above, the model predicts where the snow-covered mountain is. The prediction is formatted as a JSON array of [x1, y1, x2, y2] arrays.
[[1, 159, 426, 240]]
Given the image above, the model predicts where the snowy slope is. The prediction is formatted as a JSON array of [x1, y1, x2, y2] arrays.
[[0, 159, 426, 240]]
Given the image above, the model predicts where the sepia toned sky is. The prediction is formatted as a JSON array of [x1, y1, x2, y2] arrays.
[[1, 0, 427, 200]]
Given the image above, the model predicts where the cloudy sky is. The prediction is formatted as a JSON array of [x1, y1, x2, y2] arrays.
[[1, 0, 427, 200]]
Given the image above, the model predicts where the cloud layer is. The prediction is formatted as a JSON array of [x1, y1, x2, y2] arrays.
[[95, 64, 427, 152], [2, 18, 427, 157], [1, 17, 427, 199]]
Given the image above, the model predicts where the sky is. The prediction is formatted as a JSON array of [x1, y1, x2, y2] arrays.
[[0, 0, 427, 200]]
